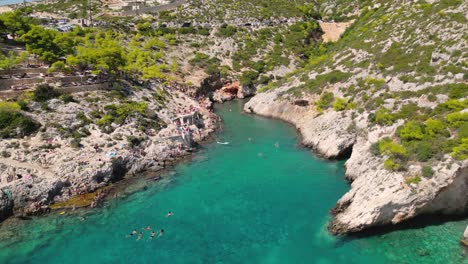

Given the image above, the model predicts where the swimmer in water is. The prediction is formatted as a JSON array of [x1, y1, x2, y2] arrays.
[[149, 231, 156, 240], [158, 229, 164, 237], [137, 232, 143, 241], [165, 211, 174, 217], [130, 229, 137, 237], [144, 226, 151, 231]]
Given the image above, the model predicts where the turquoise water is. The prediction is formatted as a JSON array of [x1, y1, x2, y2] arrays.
[[0, 100, 467, 263], [0, 0, 31, 6]]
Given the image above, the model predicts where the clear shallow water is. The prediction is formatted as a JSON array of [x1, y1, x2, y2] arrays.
[[0, 100, 467, 264]]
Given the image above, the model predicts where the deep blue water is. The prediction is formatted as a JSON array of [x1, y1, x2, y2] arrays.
[[0, 100, 466, 263]]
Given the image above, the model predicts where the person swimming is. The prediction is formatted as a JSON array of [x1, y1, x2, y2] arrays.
[[137, 232, 143, 241], [149, 231, 156, 240], [144, 226, 151, 231], [158, 229, 164, 237], [130, 229, 137, 237], [165, 211, 174, 217]]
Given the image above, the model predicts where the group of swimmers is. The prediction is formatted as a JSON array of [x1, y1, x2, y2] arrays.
[[128, 211, 173, 241]]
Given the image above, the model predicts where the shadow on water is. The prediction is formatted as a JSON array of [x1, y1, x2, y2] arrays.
[[334, 213, 468, 245]]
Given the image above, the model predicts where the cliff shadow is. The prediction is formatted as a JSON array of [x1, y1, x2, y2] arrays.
[[339, 213, 468, 242]]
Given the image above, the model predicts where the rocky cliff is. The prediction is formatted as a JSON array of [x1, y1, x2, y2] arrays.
[[462, 226, 468, 247], [245, 79, 468, 234], [0, 84, 218, 221], [245, 0, 468, 234]]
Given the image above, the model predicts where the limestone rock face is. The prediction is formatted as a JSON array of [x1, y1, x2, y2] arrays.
[[0, 192, 13, 221], [244, 85, 354, 159], [237, 84, 256, 99], [462, 226, 468, 247], [245, 85, 468, 234], [212, 81, 255, 102], [331, 149, 468, 234], [0, 86, 218, 221]]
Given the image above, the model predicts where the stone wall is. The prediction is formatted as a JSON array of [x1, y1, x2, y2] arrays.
[[121, 0, 187, 16], [0, 78, 44, 90], [0, 83, 110, 99], [0, 67, 48, 76], [0, 76, 96, 91]]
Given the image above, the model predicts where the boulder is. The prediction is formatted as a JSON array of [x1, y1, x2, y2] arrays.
[[462, 226, 468, 247]]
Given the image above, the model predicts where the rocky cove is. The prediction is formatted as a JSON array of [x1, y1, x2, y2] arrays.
[[0, 71, 467, 241], [0, 99, 466, 263], [244, 84, 468, 236], [0, 0, 467, 261]]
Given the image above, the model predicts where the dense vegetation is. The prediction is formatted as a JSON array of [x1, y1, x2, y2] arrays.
[[0, 102, 40, 138]]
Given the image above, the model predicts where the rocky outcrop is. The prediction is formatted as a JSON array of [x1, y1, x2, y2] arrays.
[[244, 85, 355, 159], [330, 149, 468, 234], [237, 84, 256, 99], [212, 81, 256, 102], [195, 74, 223, 98], [0, 85, 218, 221], [462, 226, 468, 247], [0, 191, 13, 221], [245, 85, 468, 234]]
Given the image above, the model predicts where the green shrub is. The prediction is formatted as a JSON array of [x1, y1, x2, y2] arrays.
[[98, 102, 148, 128], [59, 94, 76, 103], [70, 138, 81, 148], [399, 121, 424, 141], [374, 108, 395, 125], [332, 97, 347, 111], [216, 25, 237, 37], [446, 112, 468, 128], [384, 158, 405, 171], [240, 71, 259, 87], [413, 141, 433, 161], [378, 138, 408, 160], [452, 138, 468, 160], [307, 71, 351, 93], [0, 107, 40, 138], [33, 84, 60, 102], [424, 118, 447, 137], [405, 175, 421, 185], [421, 166, 434, 178], [316, 92, 334, 110], [126, 135, 143, 148]]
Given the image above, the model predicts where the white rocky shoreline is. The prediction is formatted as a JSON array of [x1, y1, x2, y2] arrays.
[[0, 84, 220, 222], [244, 85, 468, 235]]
